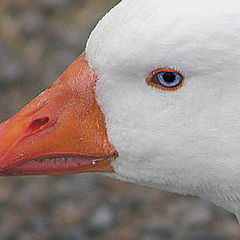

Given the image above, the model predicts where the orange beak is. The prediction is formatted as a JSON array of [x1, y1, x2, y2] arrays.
[[0, 53, 118, 176]]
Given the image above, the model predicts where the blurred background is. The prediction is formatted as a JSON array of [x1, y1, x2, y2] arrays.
[[0, 1, 240, 239]]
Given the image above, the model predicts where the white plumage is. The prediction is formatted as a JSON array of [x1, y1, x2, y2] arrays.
[[86, 0, 240, 220]]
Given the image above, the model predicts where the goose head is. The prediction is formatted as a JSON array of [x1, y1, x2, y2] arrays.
[[0, 0, 240, 220]]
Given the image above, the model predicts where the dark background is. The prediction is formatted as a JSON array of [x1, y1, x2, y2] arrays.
[[0, 1, 239, 239]]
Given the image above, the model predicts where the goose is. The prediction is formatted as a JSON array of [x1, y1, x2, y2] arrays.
[[0, 0, 240, 222]]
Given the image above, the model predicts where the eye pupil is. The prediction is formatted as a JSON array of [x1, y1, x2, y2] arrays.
[[162, 72, 176, 83]]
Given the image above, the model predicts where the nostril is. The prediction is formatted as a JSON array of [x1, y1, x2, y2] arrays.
[[23, 116, 56, 138], [28, 117, 50, 132]]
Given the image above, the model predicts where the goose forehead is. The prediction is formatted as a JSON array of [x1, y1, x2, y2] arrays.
[[87, 0, 240, 75]]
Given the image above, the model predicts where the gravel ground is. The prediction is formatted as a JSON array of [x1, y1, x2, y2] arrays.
[[0, 1, 240, 240]]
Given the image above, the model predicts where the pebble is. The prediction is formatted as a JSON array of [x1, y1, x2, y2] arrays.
[[91, 205, 114, 229]]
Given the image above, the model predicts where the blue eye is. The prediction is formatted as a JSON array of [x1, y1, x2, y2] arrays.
[[156, 72, 183, 88], [146, 69, 184, 91]]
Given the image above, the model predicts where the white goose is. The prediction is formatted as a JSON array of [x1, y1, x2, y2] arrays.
[[0, 0, 240, 221]]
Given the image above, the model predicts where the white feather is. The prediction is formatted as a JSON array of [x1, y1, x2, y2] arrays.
[[86, 0, 240, 220]]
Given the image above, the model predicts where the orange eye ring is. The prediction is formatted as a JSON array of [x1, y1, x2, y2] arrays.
[[146, 69, 184, 91]]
